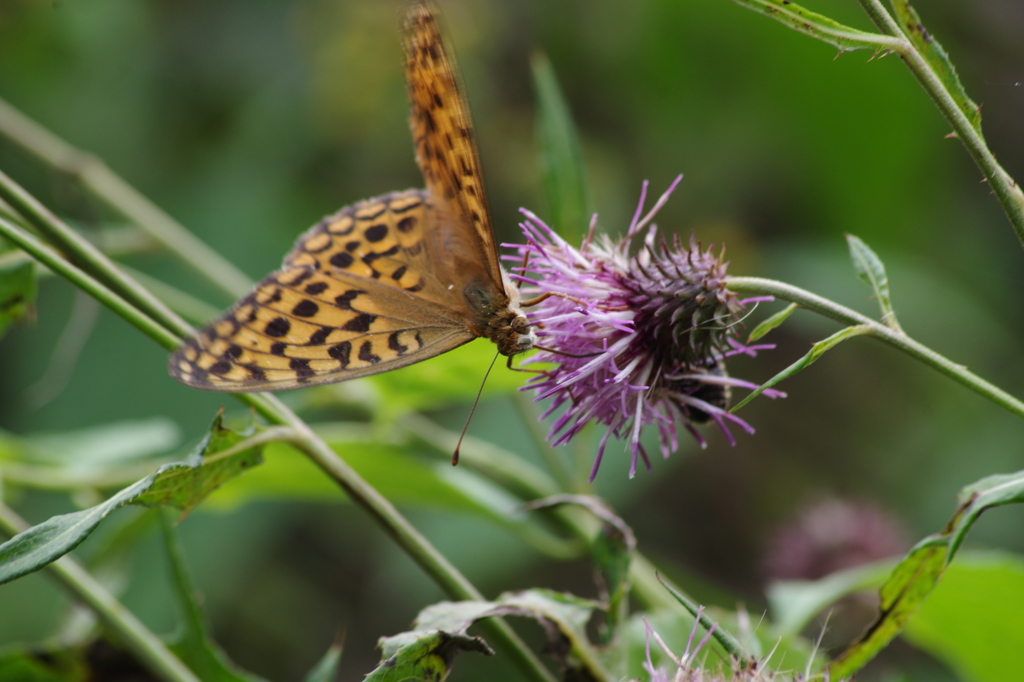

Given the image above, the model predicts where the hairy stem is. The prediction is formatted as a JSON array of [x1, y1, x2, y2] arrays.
[[0, 503, 201, 682], [727, 276, 1024, 420]]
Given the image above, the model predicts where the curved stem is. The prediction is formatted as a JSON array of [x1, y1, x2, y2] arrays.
[[0, 504, 200, 682], [727, 276, 1024, 420], [0, 98, 253, 299]]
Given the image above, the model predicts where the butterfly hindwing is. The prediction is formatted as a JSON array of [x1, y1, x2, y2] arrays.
[[169, 191, 476, 391]]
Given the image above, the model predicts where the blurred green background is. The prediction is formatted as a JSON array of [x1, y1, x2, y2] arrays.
[[1, 0, 1023, 680]]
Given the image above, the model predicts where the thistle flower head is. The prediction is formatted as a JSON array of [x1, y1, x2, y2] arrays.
[[642, 612, 803, 682], [510, 177, 783, 480]]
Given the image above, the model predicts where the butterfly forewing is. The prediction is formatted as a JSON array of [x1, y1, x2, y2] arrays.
[[402, 3, 504, 294], [169, 190, 476, 391]]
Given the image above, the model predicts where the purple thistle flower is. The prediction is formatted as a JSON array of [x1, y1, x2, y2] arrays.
[[508, 177, 783, 481]]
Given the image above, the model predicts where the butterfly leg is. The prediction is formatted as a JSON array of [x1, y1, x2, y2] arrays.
[[520, 291, 590, 308], [506, 354, 547, 374]]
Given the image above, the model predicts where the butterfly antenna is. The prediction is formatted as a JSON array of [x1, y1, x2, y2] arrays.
[[453, 350, 501, 466]]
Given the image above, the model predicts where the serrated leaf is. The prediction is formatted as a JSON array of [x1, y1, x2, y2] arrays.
[[830, 470, 1024, 678], [731, 325, 871, 412], [904, 552, 1024, 682], [846, 234, 900, 331], [0, 414, 263, 585], [891, 1, 982, 135], [367, 631, 492, 682], [731, 0, 891, 53], [532, 51, 590, 244], [0, 255, 35, 339], [162, 513, 266, 682], [747, 303, 798, 343], [523, 495, 635, 642], [377, 590, 604, 681]]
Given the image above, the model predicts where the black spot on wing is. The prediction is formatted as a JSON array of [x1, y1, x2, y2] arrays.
[[307, 327, 331, 345], [342, 314, 376, 333], [291, 299, 319, 318], [364, 224, 388, 242], [329, 341, 351, 367], [358, 341, 381, 364], [265, 317, 291, 338], [330, 252, 354, 268]]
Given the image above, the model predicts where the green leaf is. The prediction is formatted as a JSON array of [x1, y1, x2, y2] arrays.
[[0, 645, 87, 682], [0, 414, 263, 585], [367, 631, 492, 682], [368, 340, 526, 416], [302, 641, 343, 682], [731, 0, 892, 53], [205, 424, 497, 513], [846, 234, 900, 331], [0, 255, 35, 339], [203, 425, 577, 558], [891, 1, 982, 136], [531, 51, 590, 244], [731, 324, 871, 412], [375, 590, 605, 681], [747, 302, 798, 343], [162, 512, 266, 682], [767, 557, 898, 636], [20, 418, 182, 468], [830, 470, 1024, 678], [904, 552, 1024, 682], [523, 495, 635, 642]]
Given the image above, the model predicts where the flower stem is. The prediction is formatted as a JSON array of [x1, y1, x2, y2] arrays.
[[0, 98, 253, 299], [0, 503, 201, 682], [726, 276, 1024, 420], [857, 0, 1024, 248]]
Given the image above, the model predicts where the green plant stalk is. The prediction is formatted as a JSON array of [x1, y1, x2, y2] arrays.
[[0, 503, 201, 682], [858, 0, 1024, 243], [0, 216, 182, 350], [0, 98, 253, 299], [726, 276, 1024, 420], [0, 169, 192, 340], [0, 213, 554, 682]]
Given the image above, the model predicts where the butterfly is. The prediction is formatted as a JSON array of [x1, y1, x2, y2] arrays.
[[169, 2, 536, 392]]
